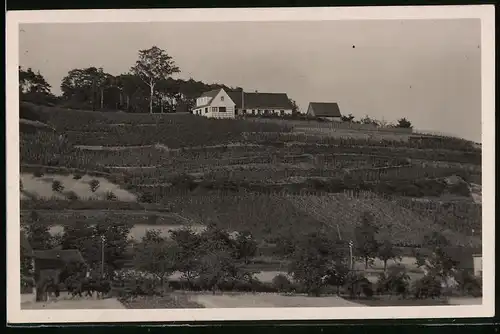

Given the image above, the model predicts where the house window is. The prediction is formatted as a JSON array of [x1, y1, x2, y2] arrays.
[[219, 107, 227, 112], [205, 108, 208, 114], [221, 96, 224, 101], [212, 107, 218, 112], [280, 110, 285, 116]]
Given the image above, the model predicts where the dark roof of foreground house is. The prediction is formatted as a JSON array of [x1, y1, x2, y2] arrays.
[[195, 88, 293, 110], [34, 249, 86, 263], [227, 91, 293, 110], [307, 102, 342, 117]]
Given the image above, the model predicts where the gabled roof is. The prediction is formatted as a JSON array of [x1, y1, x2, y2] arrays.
[[195, 89, 224, 108], [194, 89, 293, 110], [307, 102, 342, 117], [227, 91, 293, 110], [34, 249, 86, 263]]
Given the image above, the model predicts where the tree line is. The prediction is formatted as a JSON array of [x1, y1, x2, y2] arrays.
[[19, 45, 411, 127], [21, 208, 480, 299]]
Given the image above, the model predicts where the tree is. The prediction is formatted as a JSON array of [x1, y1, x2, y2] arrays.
[[288, 98, 300, 115], [288, 232, 346, 296], [377, 239, 400, 272], [169, 227, 203, 284], [133, 229, 178, 286], [19, 67, 52, 95], [360, 115, 380, 126], [416, 232, 458, 291], [24, 217, 54, 250], [233, 231, 257, 264], [324, 261, 350, 295], [354, 211, 380, 269], [130, 46, 180, 114], [375, 264, 411, 298], [93, 221, 133, 273], [60, 221, 131, 273], [341, 113, 355, 122], [60, 67, 110, 110], [89, 179, 100, 193], [19, 67, 57, 105], [396, 117, 413, 129]]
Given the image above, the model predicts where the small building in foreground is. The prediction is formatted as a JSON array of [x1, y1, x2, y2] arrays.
[[306, 102, 342, 122]]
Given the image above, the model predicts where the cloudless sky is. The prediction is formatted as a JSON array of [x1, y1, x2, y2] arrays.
[[19, 19, 481, 142]]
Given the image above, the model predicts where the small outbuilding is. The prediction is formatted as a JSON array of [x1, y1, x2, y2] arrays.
[[306, 102, 342, 121]]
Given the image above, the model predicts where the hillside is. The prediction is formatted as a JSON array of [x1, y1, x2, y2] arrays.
[[19, 102, 482, 252]]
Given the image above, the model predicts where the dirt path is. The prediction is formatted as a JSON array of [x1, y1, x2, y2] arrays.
[[21, 297, 125, 309], [192, 293, 363, 308]]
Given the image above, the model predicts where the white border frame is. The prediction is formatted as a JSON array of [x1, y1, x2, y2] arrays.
[[6, 5, 495, 324]]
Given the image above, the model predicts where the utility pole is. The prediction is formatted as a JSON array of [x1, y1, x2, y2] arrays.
[[348, 240, 354, 271], [101, 235, 106, 278]]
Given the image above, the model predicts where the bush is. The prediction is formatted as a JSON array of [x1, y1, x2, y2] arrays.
[[454, 270, 482, 297], [66, 191, 79, 201], [73, 174, 83, 180], [105, 191, 117, 201], [33, 170, 44, 178], [272, 274, 293, 293], [89, 179, 100, 193], [345, 272, 373, 299], [51, 180, 64, 193], [375, 265, 411, 298], [413, 275, 442, 299]]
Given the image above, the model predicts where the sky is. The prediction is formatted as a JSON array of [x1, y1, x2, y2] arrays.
[[19, 19, 481, 142]]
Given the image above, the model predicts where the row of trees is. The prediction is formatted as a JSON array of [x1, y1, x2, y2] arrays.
[[21, 206, 479, 299], [19, 46, 242, 114], [19, 46, 410, 127], [341, 113, 413, 129]]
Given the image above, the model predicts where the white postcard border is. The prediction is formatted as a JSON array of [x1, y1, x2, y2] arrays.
[[6, 5, 495, 324]]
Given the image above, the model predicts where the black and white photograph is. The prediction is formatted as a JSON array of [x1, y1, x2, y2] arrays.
[[6, 6, 495, 323]]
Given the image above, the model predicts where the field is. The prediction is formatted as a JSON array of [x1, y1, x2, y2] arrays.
[[20, 103, 483, 306]]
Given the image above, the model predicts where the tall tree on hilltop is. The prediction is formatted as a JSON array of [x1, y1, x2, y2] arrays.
[[60, 67, 110, 110], [19, 67, 52, 95], [130, 46, 180, 114], [19, 67, 57, 105]]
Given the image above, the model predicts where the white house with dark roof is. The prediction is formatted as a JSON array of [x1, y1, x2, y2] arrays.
[[193, 88, 293, 118], [306, 102, 343, 121]]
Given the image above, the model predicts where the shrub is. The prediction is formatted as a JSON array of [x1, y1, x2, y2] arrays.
[[413, 275, 442, 299], [51, 180, 64, 193], [33, 170, 44, 178], [73, 174, 83, 180], [89, 179, 100, 193], [272, 274, 293, 293], [375, 265, 411, 298], [66, 191, 79, 201], [454, 270, 482, 297], [105, 191, 117, 201], [345, 272, 373, 299]]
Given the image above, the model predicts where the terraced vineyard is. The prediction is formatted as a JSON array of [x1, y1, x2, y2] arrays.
[[20, 102, 482, 262]]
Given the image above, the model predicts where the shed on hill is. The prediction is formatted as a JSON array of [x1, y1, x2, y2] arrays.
[[306, 102, 342, 121]]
